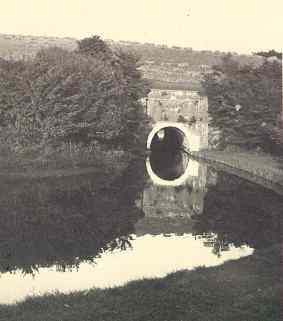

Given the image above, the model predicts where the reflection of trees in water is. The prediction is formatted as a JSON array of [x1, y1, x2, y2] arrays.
[[192, 171, 283, 256], [194, 233, 230, 258], [107, 235, 134, 252], [0, 158, 146, 275]]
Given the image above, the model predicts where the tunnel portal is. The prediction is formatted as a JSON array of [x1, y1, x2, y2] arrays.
[[150, 126, 185, 153], [147, 121, 191, 151], [147, 125, 189, 182]]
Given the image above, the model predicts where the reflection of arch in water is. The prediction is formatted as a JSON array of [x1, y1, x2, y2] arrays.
[[147, 121, 200, 151], [146, 157, 200, 186]]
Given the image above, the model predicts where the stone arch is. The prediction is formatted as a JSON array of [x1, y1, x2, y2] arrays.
[[146, 121, 200, 151]]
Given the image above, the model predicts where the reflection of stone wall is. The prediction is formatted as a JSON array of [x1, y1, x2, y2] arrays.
[[142, 161, 208, 218], [146, 89, 208, 149], [134, 217, 194, 236]]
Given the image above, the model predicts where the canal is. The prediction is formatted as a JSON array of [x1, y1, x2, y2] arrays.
[[0, 143, 281, 310]]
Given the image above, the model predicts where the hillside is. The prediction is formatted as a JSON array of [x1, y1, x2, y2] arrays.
[[0, 33, 263, 90], [0, 33, 77, 59]]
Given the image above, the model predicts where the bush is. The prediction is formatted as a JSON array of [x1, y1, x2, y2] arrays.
[[202, 54, 282, 152], [0, 36, 150, 168]]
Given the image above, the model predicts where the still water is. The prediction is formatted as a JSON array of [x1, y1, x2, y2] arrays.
[[0, 148, 282, 304]]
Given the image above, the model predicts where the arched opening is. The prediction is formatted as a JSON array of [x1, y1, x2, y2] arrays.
[[146, 122, 202, 184], [147, 125, 189, 181], [147, 122, 190, 151], [150, 126, 185, 153]]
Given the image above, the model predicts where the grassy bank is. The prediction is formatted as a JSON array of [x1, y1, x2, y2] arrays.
[[0, 245, 280, 321], [190, 150, 283, 193], [0, 143, 138, 180]]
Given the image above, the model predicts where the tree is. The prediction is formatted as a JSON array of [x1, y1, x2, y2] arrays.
[[0, 36, 150, 154], [15, 47, 127, 149], [202, 54, 282, 151], [0, 58, 34, 150], [254, 50, 282, 60], [77, 35, 113, 61], [77, 36, 150, 149]]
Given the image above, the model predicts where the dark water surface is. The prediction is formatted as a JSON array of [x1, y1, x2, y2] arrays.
[[0, 151, 282, 304]]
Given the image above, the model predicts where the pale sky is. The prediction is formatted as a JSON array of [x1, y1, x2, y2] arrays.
[[1, 0, 282, 54]]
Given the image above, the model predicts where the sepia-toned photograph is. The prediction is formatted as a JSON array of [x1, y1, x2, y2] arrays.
[[0, 1, 282, 320]]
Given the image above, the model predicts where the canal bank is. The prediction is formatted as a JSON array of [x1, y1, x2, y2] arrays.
[[189, 150, 283, 195], [0, 245, 279, 321]]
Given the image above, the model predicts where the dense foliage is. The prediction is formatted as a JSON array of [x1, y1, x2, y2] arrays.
[[202, 54, 282, 153], [0, 36, 150, 162], [254, 49, 282, 60]]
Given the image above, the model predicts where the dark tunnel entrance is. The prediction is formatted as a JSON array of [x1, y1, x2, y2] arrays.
[[149, 127, 189, 181], [150, 127, 184, 151]]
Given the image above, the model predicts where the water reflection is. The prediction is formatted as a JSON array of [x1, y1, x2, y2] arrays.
[[0, 159, 146, 275], [0, 234, 253, 304], [0, 156, 282, 304], [149, 149, 187, 181], [192, 170, 283, 254], [144, 157, 208, 216], [146, 157, 202, 187]]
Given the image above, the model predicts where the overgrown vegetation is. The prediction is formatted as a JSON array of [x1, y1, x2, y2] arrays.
[[202, 52, 282, 154], [0, 36, 150, 171]]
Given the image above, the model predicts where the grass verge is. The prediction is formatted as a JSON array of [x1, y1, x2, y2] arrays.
[[0, 245, 280, 321], [0, 143, 135, 179]]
